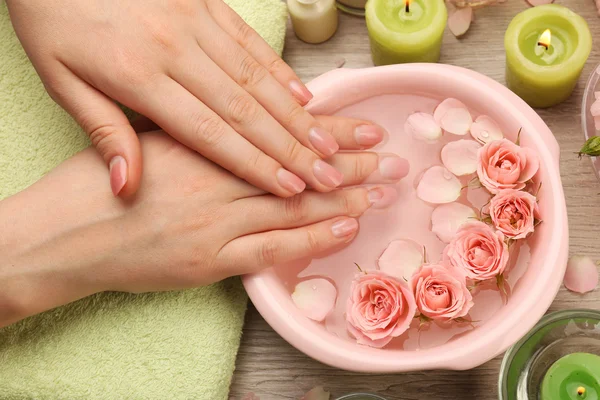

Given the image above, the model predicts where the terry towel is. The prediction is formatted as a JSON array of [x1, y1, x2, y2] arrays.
[[0, 1, 287, 399]]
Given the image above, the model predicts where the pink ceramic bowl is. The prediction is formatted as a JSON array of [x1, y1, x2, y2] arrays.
[[242, 64, 569, 373]]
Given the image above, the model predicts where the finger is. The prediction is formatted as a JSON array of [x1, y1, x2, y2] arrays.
[[45, 63, 142, 197], [170, 46, 342, 192], [314, 115, 387, 150], [137, 75, 305, 197], [218, 217, 359, 276], [233, 186, 388, 234], [328, 152, 410, 186], [204, 0, 313, 105], [193, 14, 340, 161]]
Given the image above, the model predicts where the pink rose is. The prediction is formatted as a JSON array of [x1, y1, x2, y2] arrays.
[[476, 139, 539, 194], [346, 271, 416, 348], [489, 189, 540, 239], [410, 264, 474, 321], [444, 221, 509, 281]]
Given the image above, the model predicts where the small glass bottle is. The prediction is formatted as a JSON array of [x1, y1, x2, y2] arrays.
[[288, 0, 338, 44]]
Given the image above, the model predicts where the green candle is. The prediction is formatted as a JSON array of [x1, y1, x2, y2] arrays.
[[541, 353, 600, 400], [365, 0, 447, 66], [504, 4, 592, 108]]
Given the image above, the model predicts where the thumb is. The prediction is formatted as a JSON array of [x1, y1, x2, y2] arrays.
[[46, 69, 142, 197]]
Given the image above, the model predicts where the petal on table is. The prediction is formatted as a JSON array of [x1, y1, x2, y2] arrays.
[[292, 279, 337, 321], [417, 166, 462, 204], [431, 202, 477, 243], [378, 239, 424, 280], [448, 6, 473, 38], [564, 256, 599, 294], [441, 139, 481, 176], [405, 112, 442, 143], [301, 386, 331, 400], [470, 115, 504, 144]]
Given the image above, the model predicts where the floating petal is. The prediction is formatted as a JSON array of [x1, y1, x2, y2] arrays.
[[595, 116, 600, 131], [405, 112, 442, 142], [292, 279, 337, 321], [591, 100, 600, 117], [378, 239, 424, 281], [448, 7, 473, 38], [417, 166, 462, 204], [441, 108, 473, 136], [431, 203, 477, 243], [434, 98, 468, 125], [564, 256, 599, 294], [470, 115, 504, 144], [441, 139, 481, 176]]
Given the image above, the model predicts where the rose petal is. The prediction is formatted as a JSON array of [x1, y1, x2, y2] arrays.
[[431, 202, 477, 243], [470, 115, 504, 144], [378, 239, 424, 280], [564, 256, 599, 294], [440, 108, 473, 136], [417, 166, 462, 204], [291, 279, 337, 321], [526, 0, 553, 5], [301, 386, 330, 400], [591, 100, 600, 117], [441, 139, 481, 176], [434, 98, 468, 126], [595, 116, 600, 131], [405, 112, 442, 142], [448, 7, 473, 38]]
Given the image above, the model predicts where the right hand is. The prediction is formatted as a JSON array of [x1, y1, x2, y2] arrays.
[[6, 0, 386, 197]]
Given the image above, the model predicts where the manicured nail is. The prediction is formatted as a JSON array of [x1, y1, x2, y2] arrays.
[[276, 168, 306, 194], [331, 218, 358, 238], [368, 187, 398, 209], [309, 127, 339, 156], [109, 156, 128, 196], [355, 125, 385, 147], [289, 80, 313, 104], [313, 159, 344, 188], [379, 155, 410, 180]]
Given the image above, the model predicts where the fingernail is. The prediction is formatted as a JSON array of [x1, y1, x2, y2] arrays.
[[355, 125, 385, 147], [331, 218, 359, 238], [276, 168, 306, 194], [309, 127, 339, 156], [109, 156, 128, 196], [379, 155, 410, 180], [289, 80, 313, 104], [313, 159, 344, 188], [368, 187, 398, 209]]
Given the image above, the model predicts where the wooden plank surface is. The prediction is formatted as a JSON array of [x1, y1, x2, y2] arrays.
[[230, 2, 600, 398]]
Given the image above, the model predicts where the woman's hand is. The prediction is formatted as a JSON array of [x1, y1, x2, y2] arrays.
[[6, 0, 385, 197], [0, 126, 407, 327]]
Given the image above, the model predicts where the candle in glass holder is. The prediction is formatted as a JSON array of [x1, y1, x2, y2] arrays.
[[541, 353, 600, 400], [365, 0, 447, 65], [504, 4, 592, 108]]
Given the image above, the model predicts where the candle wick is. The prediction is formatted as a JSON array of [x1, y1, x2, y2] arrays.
[[537, 41, 549, 51], [405, 2, 410, 12]]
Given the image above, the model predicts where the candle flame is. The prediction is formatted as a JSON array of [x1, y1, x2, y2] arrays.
[[537, 29, 552, 50], [405, 0, 411, 12]]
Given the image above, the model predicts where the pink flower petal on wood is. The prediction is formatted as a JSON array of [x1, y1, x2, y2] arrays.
[[470, 115, 504, 144], [591, 100, 600, 117], [441, 107, 473, 136], [441, 139, 481, 176], [431, 202, 477, 243], [417, 166, 462, 204], [292, 279, 337, 321], [405, 112, 442, 142], [448, 7, 473, 38], [434, 98, 468, 126], [378, 239, 424, 280], [301, 386, 331, 400], [526, 0, 553, 6], [564, 256, 599, 294]]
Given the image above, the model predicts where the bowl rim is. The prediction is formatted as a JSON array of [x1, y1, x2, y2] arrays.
[[243, 64, 569, 373], [581, 63, 600, 181], [497, 308, 600, 399]]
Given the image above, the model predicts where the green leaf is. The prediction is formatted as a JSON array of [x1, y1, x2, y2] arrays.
[[579, 136, 600, 157]]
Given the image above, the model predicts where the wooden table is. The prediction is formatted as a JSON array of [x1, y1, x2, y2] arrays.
[[230, 2, 600, 398]]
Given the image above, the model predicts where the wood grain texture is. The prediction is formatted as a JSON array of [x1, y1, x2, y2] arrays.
[[231, 2, 600, 398]]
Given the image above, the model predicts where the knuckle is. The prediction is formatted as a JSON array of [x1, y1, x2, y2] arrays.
[[237, 55, 268, 88], [257, 235, 280, 266], [305, 229, 322, 254], [234, 19, 255, 48], [226, 93, 260, 127], [283, 139, 305, 164], [265, 57, 287, 75], [88, 124, 121, 152], [353, 155, 373, 181], [281, 102, 306, 127], [283, 194, 306, 224], [190, 113, 226, 148], [237, 149, 263, 180]]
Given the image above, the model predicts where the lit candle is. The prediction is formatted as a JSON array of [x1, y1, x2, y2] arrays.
[[541, 353, 600, 400], [288, 0, 338, 44], [504, 4, 592, 108], [365, 0, 447, 66]]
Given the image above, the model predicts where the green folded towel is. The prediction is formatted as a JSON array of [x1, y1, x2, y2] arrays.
[[0, 1, 287, 399]]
